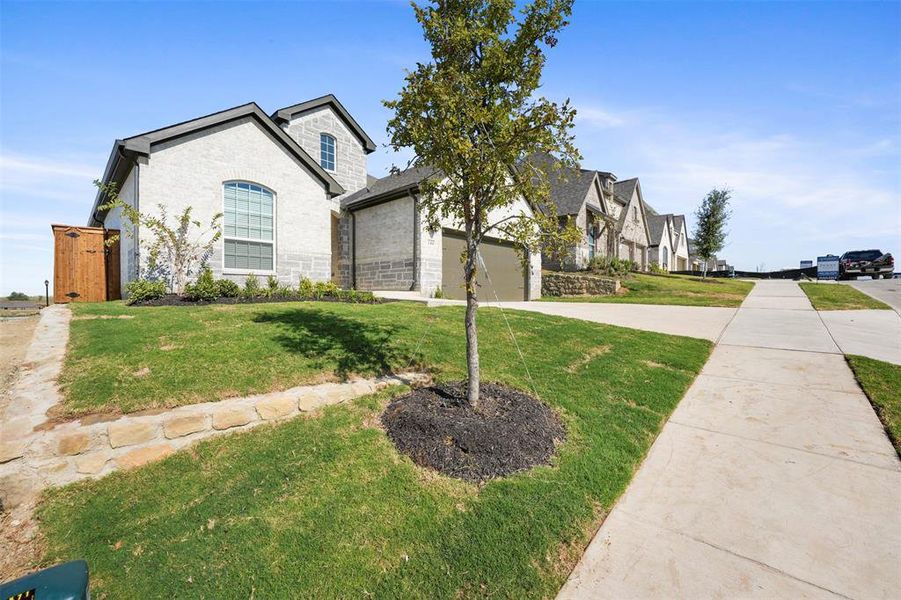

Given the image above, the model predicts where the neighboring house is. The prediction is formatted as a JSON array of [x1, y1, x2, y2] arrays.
[[611, 178, 651, 270], [670, 215, 690, 270], [646, 213, 674, 271], [530, 154, 617, 271], [688, 238, 717, 272], [339, 168, 542, 301], [89, 95, 542, 301]]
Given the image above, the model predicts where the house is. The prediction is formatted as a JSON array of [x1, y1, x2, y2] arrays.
[[528, 155, 617, 271], [670, 215, 690, 270], [89, 95, 541, 301], [611, 178, 651, 270], [645, 207, 690, 272], [339, 168, 542, 301], [688, 238, 717, 272], [646, 213, 674, 270]]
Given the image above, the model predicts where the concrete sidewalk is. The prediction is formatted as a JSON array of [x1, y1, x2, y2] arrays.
[[559, 280, 900, 599]]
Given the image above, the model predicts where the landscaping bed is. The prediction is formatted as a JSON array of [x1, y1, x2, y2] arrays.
[[542, 272, 753, 307], [42, 301, 712, 597], [382, 381, 564, 482], [131, 291, 378, 307]]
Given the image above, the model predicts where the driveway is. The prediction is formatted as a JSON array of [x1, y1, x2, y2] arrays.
[[559, 280, 900, 599], [375, 291, 737, 341], [848, 278, 901, 313]]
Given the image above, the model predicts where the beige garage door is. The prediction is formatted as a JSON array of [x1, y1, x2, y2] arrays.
[[441, 231, 526, 301]]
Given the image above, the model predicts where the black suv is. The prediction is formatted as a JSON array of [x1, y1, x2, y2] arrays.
[[839, 249, 894, 280]]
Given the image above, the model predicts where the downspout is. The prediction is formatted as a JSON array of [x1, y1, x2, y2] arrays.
[[409, 191, 419, 292], [351, 211, 357, 290]]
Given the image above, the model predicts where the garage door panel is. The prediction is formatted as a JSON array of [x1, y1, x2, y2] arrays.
[[441, 232, 526, 301]]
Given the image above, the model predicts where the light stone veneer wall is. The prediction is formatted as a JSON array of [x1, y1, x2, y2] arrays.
[[611, 189, 650, 270], [282, 106, 368, 195], [137, 117, 334, 286], [649, 219, 673, 271]]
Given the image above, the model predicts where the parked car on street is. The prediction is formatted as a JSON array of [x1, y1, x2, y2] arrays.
[[839, 249, 894, 279]]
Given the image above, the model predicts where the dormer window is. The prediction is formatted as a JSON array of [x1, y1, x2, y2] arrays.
[[320, 133, 336, 171]]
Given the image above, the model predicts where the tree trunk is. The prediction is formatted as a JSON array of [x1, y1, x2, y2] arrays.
[[464, 236, 480, 408]]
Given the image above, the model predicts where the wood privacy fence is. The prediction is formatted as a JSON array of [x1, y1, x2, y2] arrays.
[[52, 225, 121, 303]]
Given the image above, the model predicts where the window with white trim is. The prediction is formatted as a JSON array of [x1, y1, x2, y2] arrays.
[[320, 133, 336, 171], [223, 182, 275, 271]]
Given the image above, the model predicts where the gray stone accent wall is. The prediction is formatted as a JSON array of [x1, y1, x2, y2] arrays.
[[349, 196, 417, 291], [542, 271, 620, 297], [282, 106, 368, 195], [354, 258, 415, 291]]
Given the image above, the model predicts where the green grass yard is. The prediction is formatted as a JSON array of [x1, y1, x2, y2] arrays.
[[798, 282, 891, 310], [846, 355, 901, 456], [543, 272, 753, 307], [38, 300, 711, 598]]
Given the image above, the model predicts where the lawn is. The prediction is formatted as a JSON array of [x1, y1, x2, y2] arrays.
[[38, 300, 711, 598], [543, 272, 753, 307], [846, 355, 901, 456], [798, 282, 891, 310]]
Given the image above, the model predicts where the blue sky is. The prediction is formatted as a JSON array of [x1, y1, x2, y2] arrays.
[[1, 0, 899, 294]]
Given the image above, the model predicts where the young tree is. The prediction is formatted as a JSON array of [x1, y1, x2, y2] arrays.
[[384, 0, 581, 406], [96, 181, 222, 294], [692, 188, 732, 277]]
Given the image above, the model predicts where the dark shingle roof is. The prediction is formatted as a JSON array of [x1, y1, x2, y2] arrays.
[[672, 214, 686, 236], [646, 214, 670, 246], [342, 165, 437, 209], [524, 153, 601, 217], [612, 178, 638, 205]]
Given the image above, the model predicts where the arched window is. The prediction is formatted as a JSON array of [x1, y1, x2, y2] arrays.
[[320, 133, 336, 171], [223, 182, 275, 272], [662, 246, 669, 269]]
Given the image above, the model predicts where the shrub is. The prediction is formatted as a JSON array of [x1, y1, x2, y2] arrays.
[[276, 284, 294, 298], [298, 277, 314, 298], [125, 279, 167, 305], [7, 291, 29, 301], [313, 281, 339, 299], [649, 262, 667, 275], [266, 275, 279, 292], [586, 256, 633, 278], [216, 279, 240, 298], [242, 275, 261, 298], [183, 267, 219, 302], [432, 287, 444, 299]]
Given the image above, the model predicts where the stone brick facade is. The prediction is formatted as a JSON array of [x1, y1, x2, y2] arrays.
[[282, 106, 368, 195], [131, 117, 336, 288], [541, 271, 621, 297]]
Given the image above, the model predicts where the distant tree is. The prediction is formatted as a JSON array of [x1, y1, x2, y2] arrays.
[[7, 291, 29, 301], [692, 188, 732, 277], [96, 181, 222, 294], [384, 0, 582, 407]]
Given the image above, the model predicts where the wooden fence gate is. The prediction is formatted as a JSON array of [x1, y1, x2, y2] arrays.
[[52, 225, 121, 303]]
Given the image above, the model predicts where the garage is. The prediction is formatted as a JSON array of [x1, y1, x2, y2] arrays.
[[441, 230, 527, 301]]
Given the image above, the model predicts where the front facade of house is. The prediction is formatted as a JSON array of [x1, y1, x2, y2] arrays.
[[646, 214, 674, 270], [670, 215, 690, 270], [610, 179, 651, 270], [90, 95, 542, 301], [340, 169, 542, 301]]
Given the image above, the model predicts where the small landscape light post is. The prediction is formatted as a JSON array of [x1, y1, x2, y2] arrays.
[[44, 279, 49, 307]]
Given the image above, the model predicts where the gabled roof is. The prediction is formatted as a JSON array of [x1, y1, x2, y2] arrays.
[[646, 213, 671, 246], [612, 178, 638, 205], [272, 94, 377, 154], [89, 102, 346, 225], [342, 165, 437, 210], [671, 214, 686, 236], [524, 153, 608, 217]]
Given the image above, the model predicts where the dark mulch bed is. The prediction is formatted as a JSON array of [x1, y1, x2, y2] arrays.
[[381, 382, 564, 483], [130, 294, 381, 307]]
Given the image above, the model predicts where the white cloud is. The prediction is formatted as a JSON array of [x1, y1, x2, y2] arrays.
[[0, 153, 101, 204], [576, 106, 628, 129]]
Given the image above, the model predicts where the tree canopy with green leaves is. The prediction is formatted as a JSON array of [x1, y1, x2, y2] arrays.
[[384, 0, 581, 406], [692, 187, 732, 276]]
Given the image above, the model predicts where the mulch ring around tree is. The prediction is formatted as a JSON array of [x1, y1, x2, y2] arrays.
[[381, 381, 565, 483]]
